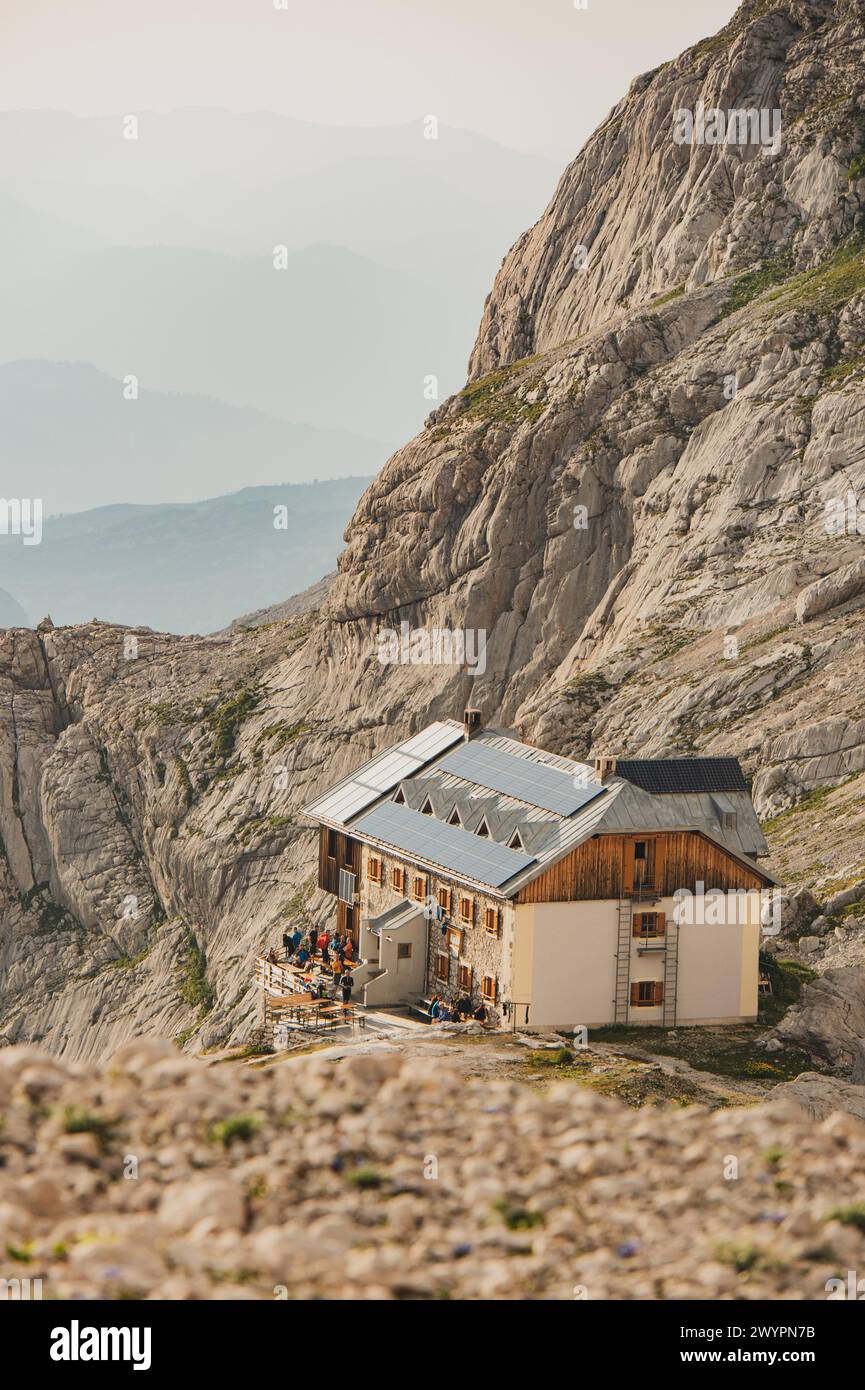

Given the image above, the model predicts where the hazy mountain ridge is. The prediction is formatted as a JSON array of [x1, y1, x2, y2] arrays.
[[0, 478, 372, 634]]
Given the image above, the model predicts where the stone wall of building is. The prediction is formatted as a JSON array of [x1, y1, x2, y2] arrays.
[[358, 843, 513, 1021]]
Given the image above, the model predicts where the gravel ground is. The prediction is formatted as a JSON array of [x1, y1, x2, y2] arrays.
[[1, 1038, 863, 1301]]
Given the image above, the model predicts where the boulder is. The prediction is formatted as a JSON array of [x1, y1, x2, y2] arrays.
[[796, 556, 865, 624], [770, 967, 865, 1074], [775, 1073, 865, 1124]]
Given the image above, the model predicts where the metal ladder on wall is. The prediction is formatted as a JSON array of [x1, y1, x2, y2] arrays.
[[613, 898, 633, 1023], [662, 913, 679, 1027]]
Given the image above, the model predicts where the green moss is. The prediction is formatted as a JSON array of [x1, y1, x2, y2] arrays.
[[62, 1105, 117, 1153], [209, 1113, 262, 1146], [106, 945, 152, 971], [711, 251, 795, 323], [762, 780, 848, 833], [255, 720, 310, 753], [346, 1166, 386, 1190], [820, 349, 865, 389], [765, 237, 865, 314], [205, 685, 260, 761], [827, 1203, 865, 1233], [173, 754, 194, 808], [4, 1243, 33, 1264], [714, 1241, 779, 1275], [648, 280, 686, 308], [525, 1047, 575, 1068], [179, 930, 214, 1014], [848, 154, 865, 182], [455, 354, 548, 426], [492, 1198, 545, 1231]]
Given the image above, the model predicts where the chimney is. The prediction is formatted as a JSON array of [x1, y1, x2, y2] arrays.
[[594, 755, 617, 782], [463, 707, 482, 741]]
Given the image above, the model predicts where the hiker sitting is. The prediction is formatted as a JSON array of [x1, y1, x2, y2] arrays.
[[267, 947, 279, 964], [456, 996, 472, 1020], [295, 946, 310, 967], [473, 1001, 487, 1024]]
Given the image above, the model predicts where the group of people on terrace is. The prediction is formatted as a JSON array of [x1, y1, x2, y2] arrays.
[[428, 993, 487, 1024], [264, 925, 356, 1005]]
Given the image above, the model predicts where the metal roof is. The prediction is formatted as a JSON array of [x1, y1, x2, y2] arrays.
[[305, 721, 773, 894], [352, 800, 536, 889], [303, 720, 464, 823]]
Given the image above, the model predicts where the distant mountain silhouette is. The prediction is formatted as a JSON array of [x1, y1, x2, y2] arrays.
[[0, 479, 372, 634]]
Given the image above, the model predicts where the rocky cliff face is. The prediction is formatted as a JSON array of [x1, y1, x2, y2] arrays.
[[1, 0, 864, 1059]]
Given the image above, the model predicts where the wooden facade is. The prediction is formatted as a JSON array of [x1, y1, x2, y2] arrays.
[[515, 831, 768, 905], [318, 827, 362, 945]]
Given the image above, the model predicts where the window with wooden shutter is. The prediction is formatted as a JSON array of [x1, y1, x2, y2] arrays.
[[484, 906, 500, 936], [434, 952, 449, 982], [458, 963, 473, 992], [481, 974, 497, 1003], [631, 980, 663, 1007], [459, 894, 474, 925], [446, 927, 464, 956], [411, 873, 427, 902], [633, 911, 665, 939], [368, 856, 381, 885], [437, 886, 452, 914], [391, 865, 405, 892]]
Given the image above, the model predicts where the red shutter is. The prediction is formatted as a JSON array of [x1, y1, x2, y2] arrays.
[[653, 981, 664, 1005], [630, 982, 640, 1006]]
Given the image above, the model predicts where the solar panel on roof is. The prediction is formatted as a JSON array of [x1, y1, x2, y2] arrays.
[[437, 742, 603, 816], [352, 801, 535, 889], [616, 758, 747, 795], [306, 722, 464, 822]]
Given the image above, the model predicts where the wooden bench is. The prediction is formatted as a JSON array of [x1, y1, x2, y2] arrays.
[[409, 996, 437, 1023]]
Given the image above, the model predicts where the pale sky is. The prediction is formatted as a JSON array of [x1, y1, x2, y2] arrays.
[[2, 0, 740, 159]]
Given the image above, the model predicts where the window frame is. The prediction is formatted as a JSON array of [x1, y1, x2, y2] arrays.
[[434, 951, 450, 983], [483, 905, 500, 937], [459, 893, 474, 925], [481, 974, 497, 1003], [631, 980, 663, 1007], [633, 911, 665, 939]]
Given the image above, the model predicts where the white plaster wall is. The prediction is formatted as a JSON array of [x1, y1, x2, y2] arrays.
[[513, 895, 761, 1028]]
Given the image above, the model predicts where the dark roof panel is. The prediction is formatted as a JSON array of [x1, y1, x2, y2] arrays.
[[616, 758, 748, 795]]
